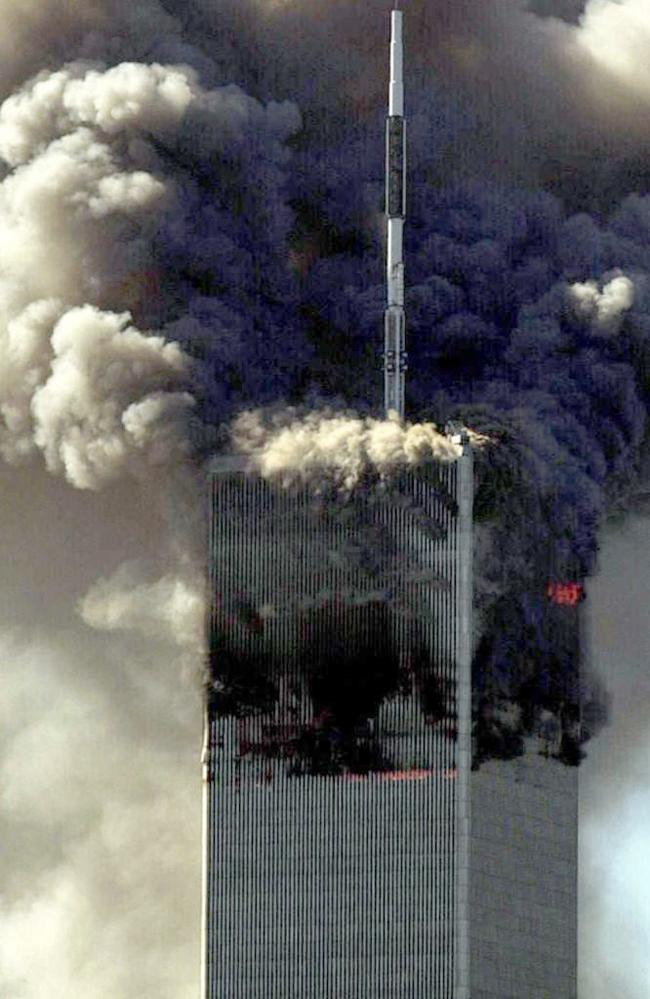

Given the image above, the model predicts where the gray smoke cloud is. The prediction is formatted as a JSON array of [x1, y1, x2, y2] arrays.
[[0, 462, 202, 998], [80, 565, 204, 659], [4, 0, 644, 202], [0, 28, 217, 999], [247, 0, 650, 228], [0, 7, 307, 993]]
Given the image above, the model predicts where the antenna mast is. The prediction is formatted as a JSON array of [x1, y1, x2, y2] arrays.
[[384, 6, 407, 419]]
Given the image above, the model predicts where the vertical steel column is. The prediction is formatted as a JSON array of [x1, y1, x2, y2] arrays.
[[200, 707, 215, 999], [454, 436, 474, 998]]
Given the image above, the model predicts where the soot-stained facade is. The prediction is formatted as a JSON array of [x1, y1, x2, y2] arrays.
[[202, 439, 579, 999], [202, 440, 473, 999]]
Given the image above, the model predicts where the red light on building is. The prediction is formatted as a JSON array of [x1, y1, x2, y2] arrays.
[[546, 582, 584, 607]]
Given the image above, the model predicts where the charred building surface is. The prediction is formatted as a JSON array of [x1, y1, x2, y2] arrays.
[[202, 442, 473, 998], [206, 455, 468, 775]]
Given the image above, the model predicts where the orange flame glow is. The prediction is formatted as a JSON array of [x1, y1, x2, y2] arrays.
[[547, 582, 584, 606]]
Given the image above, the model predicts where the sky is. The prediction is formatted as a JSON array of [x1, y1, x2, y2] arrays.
[[0, 0, 649, 995], [579, 513, 650, 997]]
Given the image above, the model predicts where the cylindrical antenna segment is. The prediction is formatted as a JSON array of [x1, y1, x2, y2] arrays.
[[384, 8, 407, 421], [389, 11, 404, 116]]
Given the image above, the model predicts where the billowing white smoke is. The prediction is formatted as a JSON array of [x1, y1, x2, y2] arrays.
[[0, 58, 234, 999], [232, 408, 464, 490], [0, 62, 198, 165], [0, 59, 300, 487], [579, 513, 650, 999], [578, 0, 650, 99], [0, 620, 201, 999], [80, 563, 205, 665], [0, 43, 304, 996], [0, 62, 205, 485], [568, 273, 635, 332], [0, 64, 179, 312], [1, 302, 194, 488]]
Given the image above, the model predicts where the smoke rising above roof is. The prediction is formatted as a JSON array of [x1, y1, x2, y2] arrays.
[[232, 408, 463, 490]]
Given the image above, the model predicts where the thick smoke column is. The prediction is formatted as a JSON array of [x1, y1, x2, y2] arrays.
[[1, 1, 650, 996]]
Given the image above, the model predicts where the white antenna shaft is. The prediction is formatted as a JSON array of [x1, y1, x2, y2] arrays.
[[384, 8, 407, 420]]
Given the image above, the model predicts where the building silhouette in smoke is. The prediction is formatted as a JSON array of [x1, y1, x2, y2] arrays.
[[202, 8, 579, 998]]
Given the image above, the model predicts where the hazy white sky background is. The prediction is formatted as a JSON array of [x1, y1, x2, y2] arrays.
[[579, 513, 650, 998], [0, 464, 203, 998], [0, 1, 649, 996]]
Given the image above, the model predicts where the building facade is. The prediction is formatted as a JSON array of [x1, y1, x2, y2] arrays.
[[469, 750, 578, 998], [202, 445, 579, 998], [203, 440, 473, 998]]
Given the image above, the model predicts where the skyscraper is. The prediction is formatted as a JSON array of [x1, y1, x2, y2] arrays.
[[202, 7, 578, 997], [203, 445, 474, 998]]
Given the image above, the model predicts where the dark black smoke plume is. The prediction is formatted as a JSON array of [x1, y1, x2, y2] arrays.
[[164, 2, 650, 766], [79, 0, 647, 766]]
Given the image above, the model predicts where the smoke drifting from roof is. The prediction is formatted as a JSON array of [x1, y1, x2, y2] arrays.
[[232, 407, 462, 490]]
